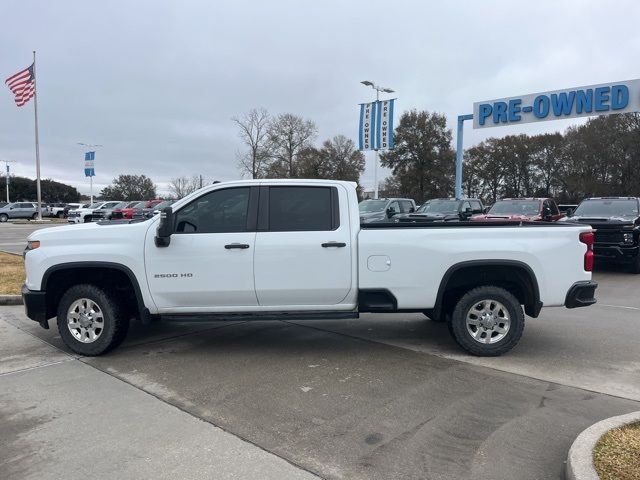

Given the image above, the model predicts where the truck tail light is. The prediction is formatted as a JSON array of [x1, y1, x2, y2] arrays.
[[579, 231, 594, 272]]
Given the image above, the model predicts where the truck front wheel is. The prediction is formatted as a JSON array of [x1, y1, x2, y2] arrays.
[[449, 286, 524, 357], [57, 284, 129, 356]]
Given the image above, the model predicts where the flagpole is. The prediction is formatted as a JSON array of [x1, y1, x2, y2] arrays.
[[32, 51, 43, 221]]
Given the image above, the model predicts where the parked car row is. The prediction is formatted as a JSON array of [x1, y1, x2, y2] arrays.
[[67, 199, 174, 223], [360, 195, 640, 273]]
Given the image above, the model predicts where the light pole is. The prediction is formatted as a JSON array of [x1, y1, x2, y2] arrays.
[[361, 80, 394, 199], [77, 143, 103, 204], [1, 160, 16, 203]]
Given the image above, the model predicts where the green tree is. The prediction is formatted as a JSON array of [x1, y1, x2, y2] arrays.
[[100, 174, 157, 200], [380, 110, 454, 203], [0, 176, 80, 203]]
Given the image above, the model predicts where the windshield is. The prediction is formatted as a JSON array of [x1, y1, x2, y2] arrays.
[[488, 200, 540, 216], [573, 199, 639, 218], [89, 203, 102, 208], [417, 200, 459, 214], [359, 200, 388, 213], [113, 202, 129, 209], [134, 201, 147, 209]]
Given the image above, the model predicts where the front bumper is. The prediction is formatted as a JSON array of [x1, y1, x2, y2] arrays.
[[21, 284, 49, 329], [594, 244, 639, 263], [565, 281, 598, 309]]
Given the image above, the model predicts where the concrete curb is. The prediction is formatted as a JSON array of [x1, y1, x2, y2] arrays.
[[0, 295, 23, 305], [566, 410, 640, 480]]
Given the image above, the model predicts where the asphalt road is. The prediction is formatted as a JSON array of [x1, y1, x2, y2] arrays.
[[2, 221, 639, 478]]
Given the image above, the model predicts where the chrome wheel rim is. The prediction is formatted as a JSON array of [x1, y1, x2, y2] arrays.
[[67, 298, 105, 343], [466, 299, 510, 344]]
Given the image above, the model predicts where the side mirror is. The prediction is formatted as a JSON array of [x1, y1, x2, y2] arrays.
[[155, 207, 174, 247], [386, 207, 396, 218], [465, 207, 472, 214], [566, 208, 574, 217], [409, 207, 415, 213], [542, 206, 552, 220]]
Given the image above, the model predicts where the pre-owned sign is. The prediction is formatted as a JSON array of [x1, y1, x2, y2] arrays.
[[473, 79, 640, 129]]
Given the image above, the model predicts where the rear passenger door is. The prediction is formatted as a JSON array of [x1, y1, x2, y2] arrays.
[[253, 185, 353, 306]]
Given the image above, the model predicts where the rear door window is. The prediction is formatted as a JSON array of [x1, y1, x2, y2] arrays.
[[470, 200, 483, 213], [267, 186, 337, 231]]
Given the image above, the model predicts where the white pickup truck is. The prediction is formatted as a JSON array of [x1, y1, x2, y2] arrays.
[[22, 179, 597, 357]]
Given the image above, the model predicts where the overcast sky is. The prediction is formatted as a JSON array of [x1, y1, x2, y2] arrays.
[[2, 0, 640, 196]]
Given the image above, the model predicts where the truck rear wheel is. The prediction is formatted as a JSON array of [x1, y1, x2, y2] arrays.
[[449, 286, 524, 356], [57, 284, 129, 356]]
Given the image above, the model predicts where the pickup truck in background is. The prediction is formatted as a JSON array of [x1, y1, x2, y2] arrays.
[[67, 201, 122, 224], [394, 198, 484, 223], [471, 198, 564, 223], [22, 180, 597, 357], [359, 198, 416, 223], [561, 197, 640, 273]]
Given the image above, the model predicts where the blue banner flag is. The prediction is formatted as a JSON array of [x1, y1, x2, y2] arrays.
[[84, 151, 95, 177], [358, 100, 395, 151]]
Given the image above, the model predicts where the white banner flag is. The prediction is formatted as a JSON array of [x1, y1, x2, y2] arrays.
[[378, 99, 395, 149]]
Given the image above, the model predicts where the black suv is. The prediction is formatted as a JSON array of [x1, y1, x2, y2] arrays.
[[394, 198, 485, 223], [563, 197, 640, 273]]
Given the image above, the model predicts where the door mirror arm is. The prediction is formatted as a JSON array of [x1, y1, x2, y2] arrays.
[[155, 207, 174, 247]]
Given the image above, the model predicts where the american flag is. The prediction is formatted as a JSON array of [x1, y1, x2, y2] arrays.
[[5, 64, 36, 107]]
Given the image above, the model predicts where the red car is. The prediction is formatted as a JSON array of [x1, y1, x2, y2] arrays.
[[471, 198, 565, 222], [110, 201, 142, 220]]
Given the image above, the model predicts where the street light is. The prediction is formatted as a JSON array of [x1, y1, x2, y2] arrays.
[[360, 80, 395, 199], [1, 159, 16, 203]]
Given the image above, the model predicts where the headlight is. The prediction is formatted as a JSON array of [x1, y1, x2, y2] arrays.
[[24, 240, 40, 258], [623, 233, 634, 244]]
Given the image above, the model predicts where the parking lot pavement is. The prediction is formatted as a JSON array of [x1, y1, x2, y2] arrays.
[[0, 317, 319, 480], [3, 272, 640, 480], [289, 271, 640, 402], [0, 222, 66, 254]]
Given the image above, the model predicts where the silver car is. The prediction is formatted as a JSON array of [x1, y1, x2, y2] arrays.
[[0, 202, 38, 222]]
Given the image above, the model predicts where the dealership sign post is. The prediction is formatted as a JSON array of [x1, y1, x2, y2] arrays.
[[455, 79, 640, 199]]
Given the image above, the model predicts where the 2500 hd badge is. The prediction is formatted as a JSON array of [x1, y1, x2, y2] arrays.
[[154, 273, 193, 278]]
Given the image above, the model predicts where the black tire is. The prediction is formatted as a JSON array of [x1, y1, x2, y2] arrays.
[[32, 213, 38, 220], [0, 213, 7, 223], [57, 284, 129, 356], [449, 285, 524, 357], [83, 215, 91, 223], [629, 255, 640, 274], [57, 211, 64, 218]]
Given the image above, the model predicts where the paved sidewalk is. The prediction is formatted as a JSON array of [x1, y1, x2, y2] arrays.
[[0, 318, 318, 480]]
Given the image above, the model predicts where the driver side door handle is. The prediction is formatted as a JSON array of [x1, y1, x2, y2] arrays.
[[225, 243, 250, 249], [321, 242, 346, 248]]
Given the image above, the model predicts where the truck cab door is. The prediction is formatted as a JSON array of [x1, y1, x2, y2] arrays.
[[144, 186, 259, 311], [253, 185, 353, 307]]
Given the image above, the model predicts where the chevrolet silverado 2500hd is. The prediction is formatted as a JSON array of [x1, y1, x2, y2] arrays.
[[21, 180, 597, 356]]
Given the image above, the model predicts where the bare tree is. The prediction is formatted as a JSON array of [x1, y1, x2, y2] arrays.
[[168, 175, 200, 199], [232, 108, 271, 179], [265, 113, 317, 178]]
